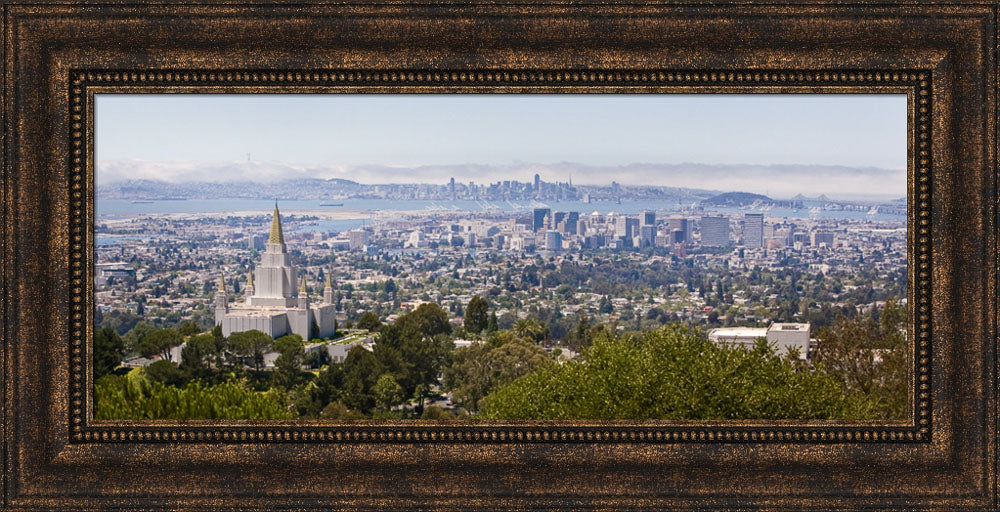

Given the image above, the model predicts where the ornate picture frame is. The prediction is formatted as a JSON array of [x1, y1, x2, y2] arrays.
[[2, 1, 996, 510]]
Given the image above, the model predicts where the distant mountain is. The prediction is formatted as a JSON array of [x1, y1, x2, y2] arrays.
[[99, 178, 364, 200], [703, 192, 773, 207], [95, 159, 906, 201]]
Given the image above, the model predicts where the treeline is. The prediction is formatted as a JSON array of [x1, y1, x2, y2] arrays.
[[94, 297, 910, 421]]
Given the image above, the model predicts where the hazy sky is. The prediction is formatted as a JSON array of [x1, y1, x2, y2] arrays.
[[95, 94, 908, 173]]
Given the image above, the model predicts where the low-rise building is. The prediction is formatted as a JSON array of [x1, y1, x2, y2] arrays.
[[707, 322, 810, 359]]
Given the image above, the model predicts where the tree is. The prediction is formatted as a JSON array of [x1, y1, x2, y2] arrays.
[[178, 321, 201, 337], [227, 330, 273, 371], [94, 370, 293, 420], [340, 345, 382, 413], [464, 296, 490, 334], [373, 373, 405, 411], [124, 321, 157, 354], [812, 297, 909, 419], [513, 318, 548, 343], [93, 327, 125, 380], [396, 303, 453, 338], [598, 295, 614, 314], [144, 360, 187, 387], [480, 325, 876, 420], [270, 334, 306, 389], [179, 333, 218, 376], [357, 311, 382, 332], [486, 311, 499, 333], [375, 321, 453, 405], [443, 333, 555, 412], [137, 328, 183, 362]]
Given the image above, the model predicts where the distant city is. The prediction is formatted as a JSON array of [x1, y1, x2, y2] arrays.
[[96, 172, 906, 350]]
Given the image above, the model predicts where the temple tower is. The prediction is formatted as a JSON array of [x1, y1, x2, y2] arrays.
[[248, 203, 298, 307]]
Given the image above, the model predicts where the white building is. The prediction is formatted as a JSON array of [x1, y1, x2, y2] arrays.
[[215, 204, 338, 341], [405, 230, 428, 248], [707, 322, 810, 359]]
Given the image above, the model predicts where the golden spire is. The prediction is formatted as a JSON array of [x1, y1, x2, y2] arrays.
[[217, 274, 225, 292], [268, 202, 284, 244], [299, 273, 308, 295], [247, 268, 254, 288], [325, 270, 332, 289]]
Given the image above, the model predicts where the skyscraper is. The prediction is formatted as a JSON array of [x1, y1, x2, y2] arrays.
[[534, 173, 541, 192], [743, 213, 764, 249], [545, 230, 562, 251], [533, 208, 551, 232], [566, 211, 580, 235], [643, 210, 656, 227], [668, 216, 690, 244], [449, 177, 456, 200], [700, 216, 731, 247]]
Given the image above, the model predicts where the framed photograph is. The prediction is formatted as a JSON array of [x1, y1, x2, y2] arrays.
[[2, 1, 996, 510]]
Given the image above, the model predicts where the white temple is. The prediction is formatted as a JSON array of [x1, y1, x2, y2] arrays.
[[215, 204, 337, 340]]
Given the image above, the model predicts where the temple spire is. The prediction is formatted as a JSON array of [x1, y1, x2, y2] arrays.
[[217, 274, 226, 292], [325, 271, 332, 288], [269, 202, 285, 244], [299, 273, 308, 295]]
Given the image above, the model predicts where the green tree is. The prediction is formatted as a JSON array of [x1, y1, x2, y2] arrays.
[[179, 333, 218, 376], [812, 297, 909, 419], [94, 370, 292, 420], [481, 325, 875, 420], [375, 320, 453, 407], [464, 296, 490, 334], [396, 303, 452, 338], [373, 373, 405, 411], [340, 345, 382, 413], [513, 318, 548, 343], [271, 334, 306, 389], [124, 321, 157, 354], [144, 360, 187, 387], [486, 311, 499, 333], [443, 333, 555, 412], [227, 330, 273, 371], [357, 311, 382, 332], [598, 295, 614, 314], [93, 327, 125, 380], [137, 328, 183, 362], [178, 321, 201, 337]]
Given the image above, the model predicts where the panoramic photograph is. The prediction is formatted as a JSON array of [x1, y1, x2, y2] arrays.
[[92, 94, 909, 421]]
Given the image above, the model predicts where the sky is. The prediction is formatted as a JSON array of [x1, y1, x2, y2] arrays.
[[95, 94, 907, 195]]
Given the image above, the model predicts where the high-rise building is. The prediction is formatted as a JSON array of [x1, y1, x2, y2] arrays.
[[627, 218, 639, 238], [643, 210, 656, 227], [700, 216, 730, 247], [247, 233, 266, 251], [640, 225, 656, 247], [616, 216, 639, 238], [553, 211, 568, 228], [811, 231, 835, 247], [743, 213, 764, 249], [566, 211, 580, 235], [534, 174, 541, 192], [545, 230, 562, 251], [668, 216, 690, 244], [449, 177, 456, 200], [348, 229, 369, 250], [532, 208, 551, 232]]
